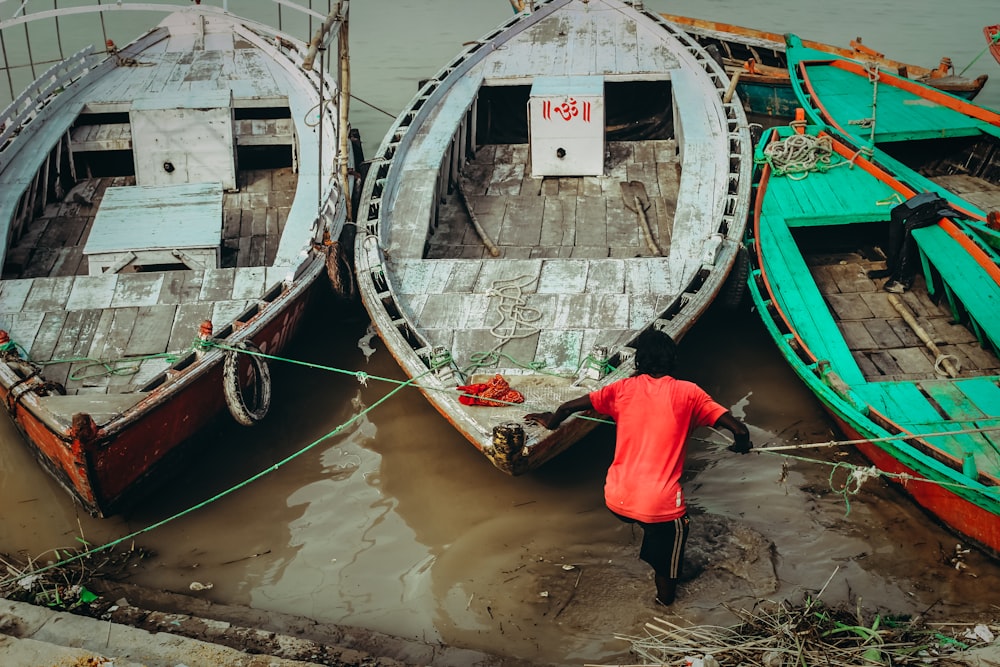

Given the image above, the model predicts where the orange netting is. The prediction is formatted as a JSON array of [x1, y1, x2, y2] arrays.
[[457, 374, 525, 407]]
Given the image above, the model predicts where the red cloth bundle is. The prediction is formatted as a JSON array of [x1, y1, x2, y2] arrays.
[[458, 374, 525, 407]]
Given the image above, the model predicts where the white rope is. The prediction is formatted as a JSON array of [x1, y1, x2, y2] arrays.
[[751, 421, 1000, 452], [486, 275, 542, 354], [846, 61, 880, 158], [844, 465, 880, 494]]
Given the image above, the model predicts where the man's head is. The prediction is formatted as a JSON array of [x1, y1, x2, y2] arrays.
[[633, 328, 677, 377]]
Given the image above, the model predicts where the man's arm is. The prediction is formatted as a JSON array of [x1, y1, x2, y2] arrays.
[[714, 411, 753, 454], [525, 394, 594, 430]]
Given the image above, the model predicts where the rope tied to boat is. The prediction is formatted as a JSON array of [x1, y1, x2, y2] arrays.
[[831, 463, 881, 514], [846, 61, 881, 159], [759, 132, 845, 179]]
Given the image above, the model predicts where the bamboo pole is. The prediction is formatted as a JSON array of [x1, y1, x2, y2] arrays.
[[456, 178, 501, 257], [886, 293, 960, 377]]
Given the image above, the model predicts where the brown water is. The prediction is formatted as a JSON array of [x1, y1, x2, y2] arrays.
[[3, 297, 999, 665], [3, 0, 1000, 665]]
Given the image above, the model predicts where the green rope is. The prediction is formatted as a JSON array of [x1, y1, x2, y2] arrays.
[[755, 447, 992, 518], [36, 351, 188, 381], [7, 336, 991, 585], [462, 350, 561, 377], [959, 27, 1000, 76], [0, 357, 430, 589]]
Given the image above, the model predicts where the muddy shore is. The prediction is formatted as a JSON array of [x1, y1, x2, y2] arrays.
[[4, 511, 999, 666]]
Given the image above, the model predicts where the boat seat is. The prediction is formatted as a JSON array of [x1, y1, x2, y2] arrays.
[[758, 209, 866, 385], [852, 380, 1000, 484], [911, 224, 1000, 357]]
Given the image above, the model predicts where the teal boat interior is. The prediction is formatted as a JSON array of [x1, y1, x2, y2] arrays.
[[750, 124, 1000, 488]]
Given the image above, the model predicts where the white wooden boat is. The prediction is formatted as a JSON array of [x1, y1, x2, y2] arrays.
[[0, 0, 356, 516], [354, 0, 753, 474]]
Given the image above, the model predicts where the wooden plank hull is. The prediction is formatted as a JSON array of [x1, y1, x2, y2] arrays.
[[1, 281, 316, 515], [355, 0, 753, 474], [0, 3, 353, 516], [662, 14, 988, 119], [748, 122, 1000, 559]]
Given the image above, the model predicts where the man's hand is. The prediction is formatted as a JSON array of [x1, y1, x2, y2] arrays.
[[525, 412, 558, 430], [727, 437, 753, 455]]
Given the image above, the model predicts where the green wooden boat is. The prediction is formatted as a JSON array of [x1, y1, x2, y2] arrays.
[[785, 33, 1000, 253], [660, 15, 988, 120], [747, 121, 1000, 558]]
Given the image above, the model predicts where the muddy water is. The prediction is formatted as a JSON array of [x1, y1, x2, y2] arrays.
[[3, 299, 999, 665], [2, 0, 1000, 665]]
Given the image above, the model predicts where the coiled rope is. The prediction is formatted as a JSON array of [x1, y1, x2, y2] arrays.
[[758, 132, 845, 179], [481, 275, 543, 356]]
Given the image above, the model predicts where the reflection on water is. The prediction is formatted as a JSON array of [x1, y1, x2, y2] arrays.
[[2, 0, 1000, 664]]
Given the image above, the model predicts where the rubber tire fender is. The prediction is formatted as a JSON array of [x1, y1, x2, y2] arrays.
[[719, 245, 750, 311], [223, 341, 272, 426]]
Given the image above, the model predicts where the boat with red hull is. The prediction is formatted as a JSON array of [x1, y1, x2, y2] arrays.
[[747, 119, 1000, 558], [0, 0, 357, 516]]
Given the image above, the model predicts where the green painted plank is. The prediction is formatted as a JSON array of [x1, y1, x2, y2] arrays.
[[758, 211, 866, 385], [763, 153, 898, 226], [853, 381, 942, 425], [807, 64, 994, 143], [923, 381, 990, 422], [911, 225, 1000, 354], [955, 377, 1000, 415]]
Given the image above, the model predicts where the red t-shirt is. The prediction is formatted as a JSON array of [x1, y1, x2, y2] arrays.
[[589, 374, 727, 522]]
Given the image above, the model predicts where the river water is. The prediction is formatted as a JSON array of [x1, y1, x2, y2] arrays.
[[1, 1, 1000, 665]]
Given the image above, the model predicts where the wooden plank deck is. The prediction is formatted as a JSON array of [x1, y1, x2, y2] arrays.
[[427, 139, 678, 259], [381, 136, 688, 374], [808, 64, 996, 143], [0, 162, 297, 396], [802, 238, 1000, 480]]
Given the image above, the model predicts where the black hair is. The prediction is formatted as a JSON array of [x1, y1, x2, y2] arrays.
[[633, 328, 677, 377]]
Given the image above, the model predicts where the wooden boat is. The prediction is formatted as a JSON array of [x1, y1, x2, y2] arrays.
[[0, 0, 357, 516], [785, 33, 1000, 253], [354, 0, 753, 474], [660, 14, 989, 119], [748, 120, 1000, 558]]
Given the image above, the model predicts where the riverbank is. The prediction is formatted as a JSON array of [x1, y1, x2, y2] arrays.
[[4, 575, 1000, 667], [0, 579, 522, 667], [3, 511, 999, 666]]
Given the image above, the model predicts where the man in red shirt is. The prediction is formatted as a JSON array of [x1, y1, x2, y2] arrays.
[[525, 328, 752, 606]]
